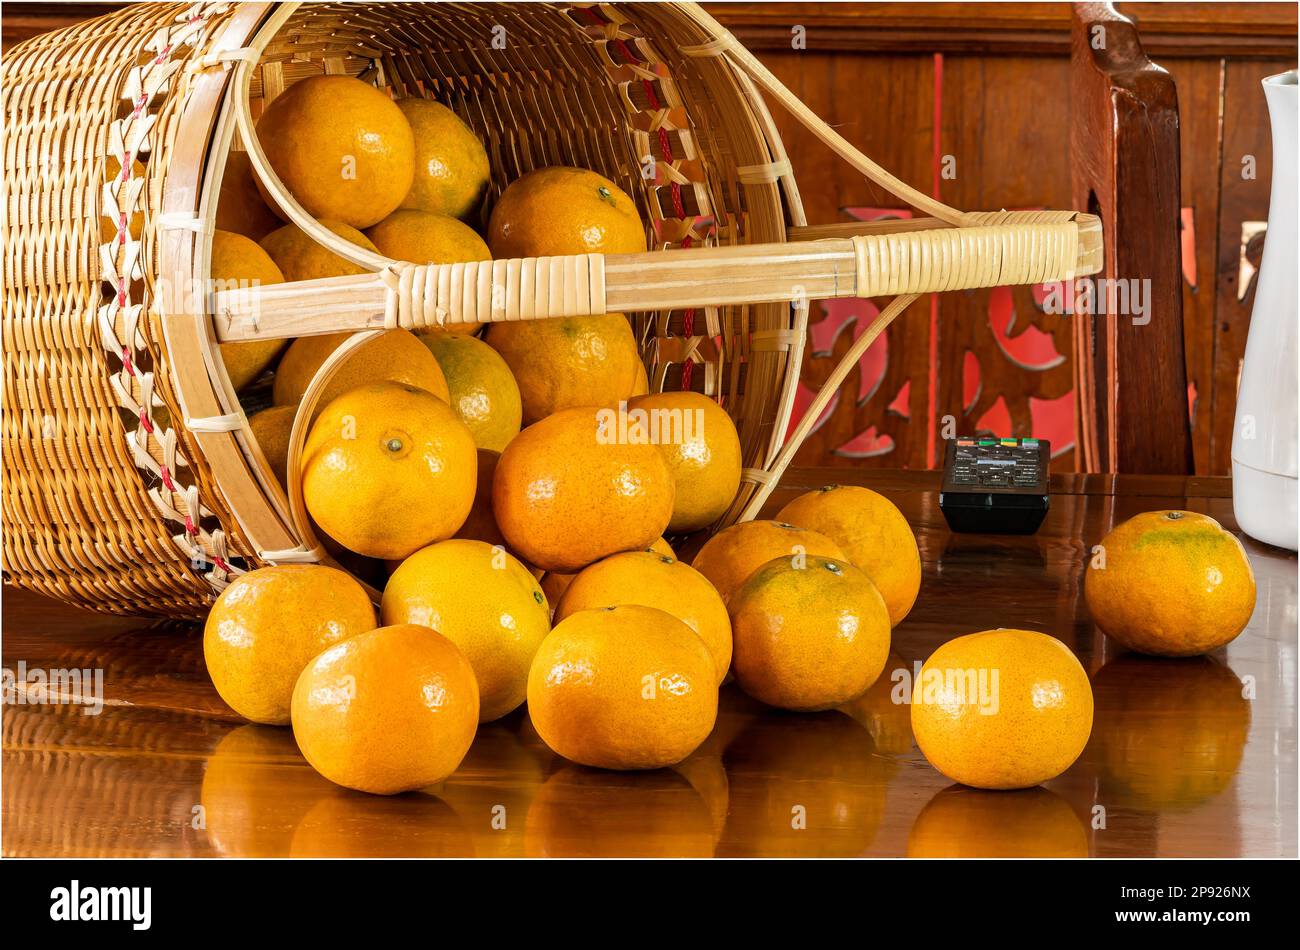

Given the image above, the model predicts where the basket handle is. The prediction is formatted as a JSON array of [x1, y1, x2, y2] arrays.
[[279, 329, 387, 602], [212, 211, 1100, 341], [225, 4, 396, 274], [736, 294, 917, 521]]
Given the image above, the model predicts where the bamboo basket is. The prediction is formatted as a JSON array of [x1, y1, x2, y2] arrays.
[[1, 1, 1102, 617]]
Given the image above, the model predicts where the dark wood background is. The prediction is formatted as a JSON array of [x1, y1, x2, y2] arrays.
[[4, 2, 1295, 473]]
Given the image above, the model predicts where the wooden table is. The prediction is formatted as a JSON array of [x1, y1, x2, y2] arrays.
[[3, 469, 1295, 858]]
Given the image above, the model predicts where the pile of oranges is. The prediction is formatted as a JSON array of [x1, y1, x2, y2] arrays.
[[203, 75, 1258, 802]]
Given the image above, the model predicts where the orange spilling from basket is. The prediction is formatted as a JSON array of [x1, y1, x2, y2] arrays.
[[191, 69, 1258, 802]]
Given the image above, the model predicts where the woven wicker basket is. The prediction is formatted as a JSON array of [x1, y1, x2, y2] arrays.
[[1, 1, 1101, 617]]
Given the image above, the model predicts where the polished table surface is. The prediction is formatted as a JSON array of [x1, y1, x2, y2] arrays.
[[3, 468, 1296, 858]]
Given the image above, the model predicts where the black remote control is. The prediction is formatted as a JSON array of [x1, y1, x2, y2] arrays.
[[939, 437, 1050, 535]]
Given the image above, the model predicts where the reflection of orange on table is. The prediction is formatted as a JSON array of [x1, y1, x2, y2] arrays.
[[908, 786, 1089, 858], [1089, 655, 1252, 811]]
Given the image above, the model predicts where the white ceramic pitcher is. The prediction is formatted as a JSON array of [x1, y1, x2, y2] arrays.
[[1233, 69, 1298, 551]]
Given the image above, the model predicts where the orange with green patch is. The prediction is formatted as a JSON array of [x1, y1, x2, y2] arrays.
[[729, 554, 891, 711], [487, 165, 647, 258], [690, 519, 845, 606], [1084, 510, 1256, 656]]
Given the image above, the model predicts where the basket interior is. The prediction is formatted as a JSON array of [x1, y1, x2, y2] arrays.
[[204, 1, 805, 582]]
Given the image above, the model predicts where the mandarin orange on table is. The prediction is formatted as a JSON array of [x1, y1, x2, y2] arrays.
[[777, 484, 921, 626], [729, 555, 891, 711], [1084, 510, 1256, 656], [492, 406, 674, 573], [911, 629, 1093, 789], [302, 381, 476, 559], [382, 539, 551, 722], [629, 391, 742, 533], [487, 165, 647, 258], [555, 549, 732, 684], [203, 565, 376, 725], [526, 605, 717, 770], [291, 623, 479, 794], [256, 75, 414, 229], [690, 519, 846, 605]]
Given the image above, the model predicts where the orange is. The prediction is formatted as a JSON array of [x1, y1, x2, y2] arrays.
[[778, 484, 921, 626], [487, 165, 647, 258], [255, 75, 414, 228], [302, 381, 477, 559], [367, 208, 490, 265], [486, 314, 641, 426], [524, 767, 714, 857], [493, 406, 674, 572], [690, 519, 846, 605], [911, 629, 1093, 789], [1084, 510, 1256, 656], [730, 555, 891, 710], [259, 218, 377, 282], [272, 328, 449, 410], [540, 536, 673, 611], [454, 448, 507, 548], [420, 332, 521, 451], [290, 623, 479, 794], [203, 565, 376, 725], [555, 550, 731, 683], [907, 786, 1088, 858], [629, 391, 742, 532], [1089, 654, 1251, 809], [215, 150, 280, 241], [382, 539, 551, 722], [526, 605, 717, 769], [210, 229, 287, 391], [247, 405, 295, 487], [397, 98, 491, 222]]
